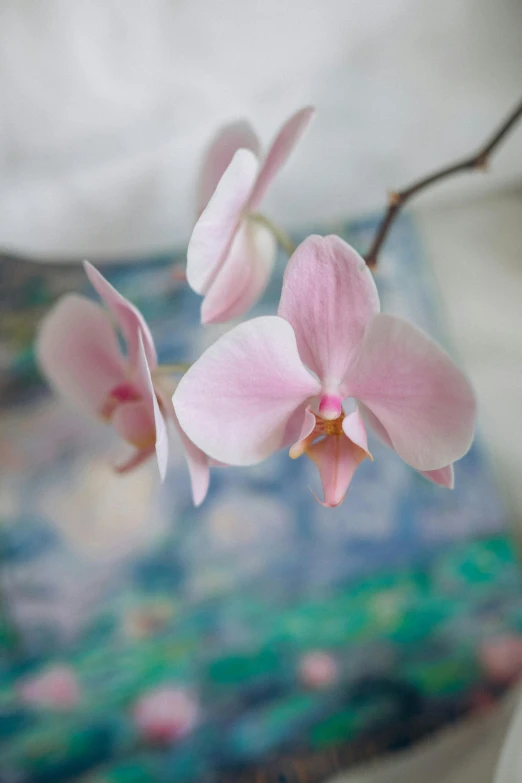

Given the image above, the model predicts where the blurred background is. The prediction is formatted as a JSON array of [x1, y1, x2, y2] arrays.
[[0, 0, 521, 258], [1, 2, 522, 782]]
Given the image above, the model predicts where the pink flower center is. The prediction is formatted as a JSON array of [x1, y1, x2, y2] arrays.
[[100, 381, 160, 451], [100, 382, 142, 419], [289, 412, 345, 459], [316, 412, 345, 437]]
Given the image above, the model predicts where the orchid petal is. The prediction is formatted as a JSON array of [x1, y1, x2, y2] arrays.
[[342, 409, 372, 458], [172, 410, 210, 507], [112, 400, 156, 450], [197, 121, 261, 216], [187, 149, 259, 296], [173, 316, 320, 465], [421, 464, 455, 488], [358, 402, 393, 448], [114, 447, 155, 474], [84, 261, 157, 370], [200, 219, 276, 324], [307, 434, 366, 508], [248, 106, 315, 210], [36, 294, 126, 416], [132, 332, 169, 481], [360, 403, 454, 488], [348, 314, 476, 471], [155, 389, 210, 505], [278, 235, 379, 386], [286, 407, 317, 457]]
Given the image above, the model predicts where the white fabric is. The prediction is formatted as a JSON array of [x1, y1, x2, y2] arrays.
[[333, 686, 520, 783], [0, 0, 521, 260], [495, 693, 522, 782]]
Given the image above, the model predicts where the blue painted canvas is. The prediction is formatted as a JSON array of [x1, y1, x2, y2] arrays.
[[0, 215, 521, 783]]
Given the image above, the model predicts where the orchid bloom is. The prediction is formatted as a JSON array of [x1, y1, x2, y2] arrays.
[[36, 262, 210, 505], [174, 235, 476, 507], [187, 106, 315, 324], [133, 686, 199, 744], [19, 665, 81, 710]]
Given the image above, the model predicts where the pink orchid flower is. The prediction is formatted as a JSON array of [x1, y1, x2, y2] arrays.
[[174, 234, 476, 507], [133, 686, 199, 744], [19, 665, 81, 710], [36, 262, 210, 505], [188, 106, 315, 324]]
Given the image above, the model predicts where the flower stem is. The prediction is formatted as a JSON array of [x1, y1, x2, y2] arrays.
[[365, 95, 522, 269], [250, 213, 297, 257]]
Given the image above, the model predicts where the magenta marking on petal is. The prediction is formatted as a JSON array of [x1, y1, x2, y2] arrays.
[[100, 382, 141, 419], [110, 383, 141, 403], [318, 394, 342, 421]]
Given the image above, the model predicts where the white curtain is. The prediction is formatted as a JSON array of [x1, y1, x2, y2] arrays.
[[0, 0, 521, 259]]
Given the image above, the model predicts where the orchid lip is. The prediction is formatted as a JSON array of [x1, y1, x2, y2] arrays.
[[289, 411, 347, 461]]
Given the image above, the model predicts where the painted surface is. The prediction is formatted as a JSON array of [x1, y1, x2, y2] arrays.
[[0, 216, 520, 782]]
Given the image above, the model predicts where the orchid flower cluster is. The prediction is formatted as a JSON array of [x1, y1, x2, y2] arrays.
[[37, 107, 476, 508]]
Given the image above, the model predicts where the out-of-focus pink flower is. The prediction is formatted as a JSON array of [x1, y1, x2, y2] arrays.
[[174, 234, 476, 507], [469, 689, 496, 715], [133, 686, 199, 744], [480, 634, 522, 684], [187, 107, 315, 324], [37, 262, 210, 504], [299, 651, 338, 689], [19, 665, 81, 710]]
